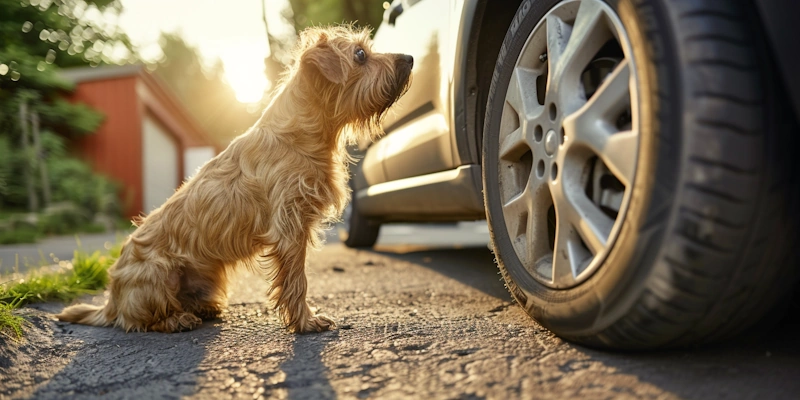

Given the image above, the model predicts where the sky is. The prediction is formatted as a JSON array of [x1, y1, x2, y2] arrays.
[[117, 0, 295, 103]]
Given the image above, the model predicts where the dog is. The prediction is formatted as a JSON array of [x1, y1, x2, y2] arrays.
[[57, 25, 413, 333]]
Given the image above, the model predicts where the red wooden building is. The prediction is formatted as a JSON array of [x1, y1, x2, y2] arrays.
[[61, 65, 220, 218]]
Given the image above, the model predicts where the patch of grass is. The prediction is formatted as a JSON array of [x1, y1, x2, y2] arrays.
[[0, 298, 26, 340], [0, 241, 122, 339]]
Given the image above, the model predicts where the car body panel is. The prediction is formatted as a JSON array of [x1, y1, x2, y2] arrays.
[[356, 164, 485, 221], [367, 0, 456, 185]]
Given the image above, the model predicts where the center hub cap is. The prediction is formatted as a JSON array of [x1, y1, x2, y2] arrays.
[[544, 129, 558, 156]]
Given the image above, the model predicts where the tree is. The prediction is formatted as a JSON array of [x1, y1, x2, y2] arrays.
[[0, 0, 132, 220], [288, 0, 385, 32], [150, 34, 260, 147]]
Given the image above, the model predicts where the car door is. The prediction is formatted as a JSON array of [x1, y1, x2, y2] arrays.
[[364, 0, 455, 185]]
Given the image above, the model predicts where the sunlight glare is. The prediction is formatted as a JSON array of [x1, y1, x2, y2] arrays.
[[222, 48, 268, 104]]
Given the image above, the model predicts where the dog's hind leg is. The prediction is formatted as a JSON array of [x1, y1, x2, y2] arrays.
[[267, 238, 334, 333], [110, 256, 202, 333], [178, 267, 228, 320], [148, 311, 202, 332]]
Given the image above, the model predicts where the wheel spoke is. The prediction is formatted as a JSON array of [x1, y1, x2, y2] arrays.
[[502, 188, 530, 239], [550, 182, 576, 285], [548, 0, 610, 97], [569, 195, 614, 255], [546, 14, 572, 72], [553, 180, 614, 277], [499, 127, 526, 161], [601, 129, 637, 185], [566, 122, 638, 186], [563, 60, 637, 184], [551, 221, 578, 286], [506, 67, 543, 120], [585, 59, 631, 119], [523, 209, 538, 267]]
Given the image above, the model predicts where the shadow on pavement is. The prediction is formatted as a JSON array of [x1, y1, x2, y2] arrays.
[[571, 311, 800, 399], [368, 245, 511, 301], [631, 298, 799, 396], [281, 330, 339, 400], [29, 302, 222, 399], [367, 243, 800, 398]]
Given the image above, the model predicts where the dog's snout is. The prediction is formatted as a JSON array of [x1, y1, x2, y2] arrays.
[[396, 54, 414, 68]]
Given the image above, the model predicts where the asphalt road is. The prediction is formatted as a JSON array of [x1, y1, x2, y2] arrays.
[[0, 231, 130, 275], [1, 223, 799, 399]]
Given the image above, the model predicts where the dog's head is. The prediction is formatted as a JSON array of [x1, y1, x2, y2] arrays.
[[294, 25, 413, 144]]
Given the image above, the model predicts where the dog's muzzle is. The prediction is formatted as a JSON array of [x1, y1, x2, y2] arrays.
[[396, 54, 414, 68], [386, 53, 414, 110]]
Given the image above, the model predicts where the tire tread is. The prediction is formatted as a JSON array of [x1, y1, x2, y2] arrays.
[[588, 0, 798, 348]]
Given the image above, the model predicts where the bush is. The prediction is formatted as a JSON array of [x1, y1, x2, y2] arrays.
[[0, 200, 115, 244], [48, 158, 120, 217], [0, 225, 39, 244], [0, 137, 11, 198], [81, 222, 107, 234]]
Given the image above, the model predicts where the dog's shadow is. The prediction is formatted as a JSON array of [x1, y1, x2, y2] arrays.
[[280, 330, 339, 399], [28, 302, 222, 398], [25, 300, 340, 399]]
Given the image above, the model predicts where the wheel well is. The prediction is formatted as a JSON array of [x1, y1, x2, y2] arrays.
[[467, 0, 524, 161]]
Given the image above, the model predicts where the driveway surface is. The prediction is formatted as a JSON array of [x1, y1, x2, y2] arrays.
[[1, 223, 798, 399]]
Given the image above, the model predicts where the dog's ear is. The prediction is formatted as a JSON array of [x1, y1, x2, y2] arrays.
[[301, 35, 349, 85]]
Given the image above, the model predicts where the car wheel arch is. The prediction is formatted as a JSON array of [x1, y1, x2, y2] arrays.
[[454, 0, 526, 167]]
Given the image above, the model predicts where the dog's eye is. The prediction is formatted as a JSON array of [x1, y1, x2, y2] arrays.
[[354, 48, 366, 64]]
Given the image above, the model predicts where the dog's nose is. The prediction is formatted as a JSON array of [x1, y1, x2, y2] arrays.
[[399, 54, 413, 67]]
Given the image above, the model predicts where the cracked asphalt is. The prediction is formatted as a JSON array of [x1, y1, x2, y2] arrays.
[[1, 224, 799, 399]]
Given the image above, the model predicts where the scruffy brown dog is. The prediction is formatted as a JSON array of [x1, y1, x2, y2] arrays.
[[57, 26, 413, 333]]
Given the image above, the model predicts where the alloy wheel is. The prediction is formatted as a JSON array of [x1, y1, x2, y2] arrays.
[[496, 0, 639, 289]]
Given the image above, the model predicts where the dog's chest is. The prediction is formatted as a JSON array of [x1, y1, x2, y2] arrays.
[[284, 160, 348, 218]]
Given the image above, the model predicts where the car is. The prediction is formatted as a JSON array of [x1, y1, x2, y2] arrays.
[[342, 0, 800, 349]]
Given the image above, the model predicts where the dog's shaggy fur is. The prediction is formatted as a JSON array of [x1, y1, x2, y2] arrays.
[[57, 26, 413, 333]]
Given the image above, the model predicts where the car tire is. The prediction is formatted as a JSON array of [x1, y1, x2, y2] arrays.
[[482, 0, 799, 349], [342, 179, 380, 248]]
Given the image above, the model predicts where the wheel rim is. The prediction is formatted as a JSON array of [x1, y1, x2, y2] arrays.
[[496, 0, 639, 289]]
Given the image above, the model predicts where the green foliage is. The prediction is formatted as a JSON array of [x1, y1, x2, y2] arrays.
[[0, 0, 129, 219], [38, 205, 89, 235], [39, 98, 104, 136], [0, 47, 74, 92], [0, 0, 133, 74], [0, 136, 11, 197], [0, 299, 26, 340], [0, 132, 119, 243], [0, 225, 40, 244], [47, 158, 119, 216], [0, 240, 121, 338], [289, 0, 385, 31], [0, 243, 120, 306]]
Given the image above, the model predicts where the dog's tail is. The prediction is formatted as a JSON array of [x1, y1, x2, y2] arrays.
[[57, 303, 112, 327]]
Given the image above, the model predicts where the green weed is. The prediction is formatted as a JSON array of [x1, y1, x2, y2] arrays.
[[0, 240, 121, 339]]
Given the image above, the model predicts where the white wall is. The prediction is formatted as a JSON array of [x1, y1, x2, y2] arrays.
[[184, 146, 216, 179], [142, 116, 179, 213]]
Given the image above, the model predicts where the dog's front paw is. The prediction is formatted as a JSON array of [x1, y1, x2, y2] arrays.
[[293, 314, 336, 334]]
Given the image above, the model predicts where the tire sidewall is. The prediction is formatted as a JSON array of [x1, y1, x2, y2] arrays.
[[482, 0, 680, 337]]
